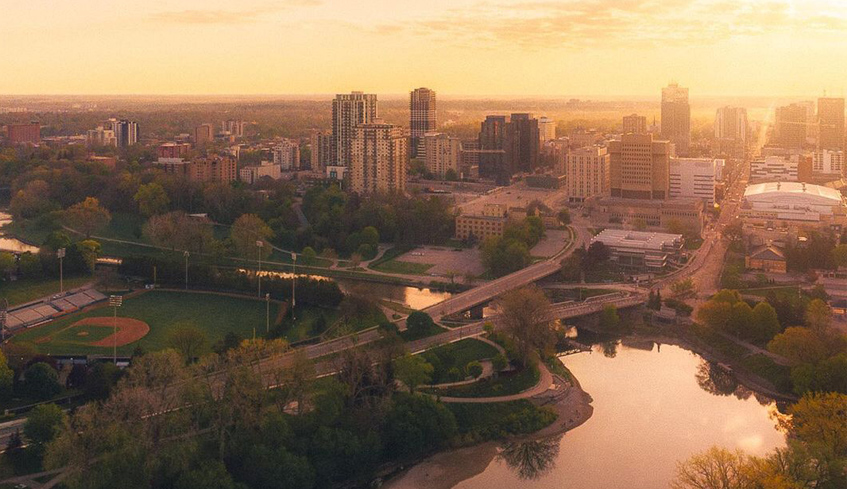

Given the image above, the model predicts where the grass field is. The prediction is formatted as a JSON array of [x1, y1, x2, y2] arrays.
[[12, 290, 281, 355], [0, 276, 93, 306], [421, 338, 500, 384], [371, 258, 434, 275], [426, 364, 540, 398]]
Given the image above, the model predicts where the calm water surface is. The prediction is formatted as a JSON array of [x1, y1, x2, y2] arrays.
[[454, 341, 786, 489], [0, 212, 39, 253]]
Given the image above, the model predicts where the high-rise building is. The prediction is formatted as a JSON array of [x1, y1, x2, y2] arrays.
[[812, 149, 844, 178], [423, 132, 462, 178], [774, 103, 809, 149], [410, 88, 437, 159], [538, 117, 556, 142], [504, 113, 540, 175], [818, 98, 845, 150], [194, 123, 214, 147], [609, 133, 672, 200], [622, 114, 647, 135], [661, 83, 691, 155], [110, 119, 138, 148], [86, 126, 116, 147], [566, 146, 609, 203], [332, 92, 378, 167], [6, 123, 41, 144], [669, 158, 717, 207], [157, 143, 191, 160], [478, 115, 507, 180], [273, 139, 300, 171], [157, 155, 237, 183], [714, 106, 748, 143], [240, 161, 282, 184], [221, 120, 245, 138], [349, 122, 407, 194], [310, 130, 332, 172]]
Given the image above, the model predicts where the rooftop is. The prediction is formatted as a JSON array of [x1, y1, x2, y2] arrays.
[[591, 229, 683, 251], [744, 181, 842, 203]]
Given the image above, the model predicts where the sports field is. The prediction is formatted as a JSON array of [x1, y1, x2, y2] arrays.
[[11, 290, 282, 356]]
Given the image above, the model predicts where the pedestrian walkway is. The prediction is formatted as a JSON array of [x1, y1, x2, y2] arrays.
[[436, 362, 554, 404]]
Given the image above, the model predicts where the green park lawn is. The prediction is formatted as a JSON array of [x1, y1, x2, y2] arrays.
[[0, 276, 93, 306], [371, 258, 434, 275], [12, 290, 280, 356], [421, 338, 500, 384], [427, 364, 540, 398]]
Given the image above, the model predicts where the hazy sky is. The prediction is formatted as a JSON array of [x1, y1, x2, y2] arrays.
[[4, 0, 847, 96]]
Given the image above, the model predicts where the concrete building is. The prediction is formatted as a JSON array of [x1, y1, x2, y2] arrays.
[[157, 143, 191, 160], [86, 126, 116, 147], [6, 123, 40, 144], [424, 132, 461, 178], [349, 122, 407, 194], [570, 129, 603, 149], [714, 106, 748, 143], [332, 92, 378, 167], [478, 115, 507, 180], [622, 114, 647, 134], [157, 155, 237, 184], [109, 119, 138, 148], [240, 161, 282, 184], [273, 139, 300, 170], [745, 245, 787, 274], [410, 88, 437, 159], [661, 83, 691, 155], [818, 97, 845, 150], [669, 158, 717, 206], [194, 124, 214, 147], [741, 181, 847, 234], [591, 197, 704, 234], [310, 130, 332, 172], [538, 117, 556, 142], [504, 113, 540, 175], [609, 133, 672, 200], [566, 146, 610, 203], [812, 149, 844, 180], [221, 120, 245, 138], [774, 103, 809, 149], [590, 229, 684, 272], [750, 156, 798, 182], [460, 139, 480, 177], [455, 204, 507, 241]]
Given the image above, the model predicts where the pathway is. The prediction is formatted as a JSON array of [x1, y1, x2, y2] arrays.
[[435, 362, 554, 404]]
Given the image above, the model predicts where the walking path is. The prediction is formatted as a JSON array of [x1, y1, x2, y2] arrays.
[[435, 362, 554, 403]]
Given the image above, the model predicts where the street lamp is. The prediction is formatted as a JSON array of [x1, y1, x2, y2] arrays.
[[292, 253, 297, 322], [57, 248, 65, 294], [256, 240, 264, 298], [183, 251, 190, 290], [109, 295, 123, 364]]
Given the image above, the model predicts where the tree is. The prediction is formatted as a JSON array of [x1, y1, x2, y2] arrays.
[[583, 241, 611, 269], [497, 286, 556, 365], [729, 301, 754, 338], [18, 252, 41, 277], [805, 299, 832, 335], [696, 300, 733, 333], [0, 252, 15, 278], [230, 214, 274, 259], [0, 350, 12, 397], [712, 289, 742, 304], [24, 404, 67, 446], [671, 278, 696, 299], [64, 197, 111, 238], [24, 362, 61, 400], [406, 311, 435, 336], [557, 208, 571, 226], [394, 354, 434, 393], [74, 239, 101, 272], [466, 361, 483, 378], [777, 392, 847, 483], [166, 322, 208, 364], [134, 182, 170, 217], [768, 327, 830, 365], [671, 447, 751, 489], [723, 220, 744, 245], [750, 302, 781, 344], [599, 304, 621, 330]]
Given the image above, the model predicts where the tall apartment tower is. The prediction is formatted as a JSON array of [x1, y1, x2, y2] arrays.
[[622, 114, 647, 134], [504, 113, 540, 174], [478, 115, 508, 180], [661, 83, 691, 155], [566, 146, 610, 203], [818, 97, 845, 150], [332, 92, 378, 167], [608, 133, 672, 200], [774, 103, 809, 149], [310, 130, 332, 172], [194, 124, 214, 147], [349, 122, 407, 194], [110, 119, 138, 148], [538, 117, 556, 142], [714, 106, 748, 143], [410, 88, 437, 159], [424, 132, 462, 178]]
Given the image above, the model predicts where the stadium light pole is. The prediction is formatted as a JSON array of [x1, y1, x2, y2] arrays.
[[256, 240, 264, 298], [57, 248, 65, 294], [292, 253, 296, 322], [265, 293, 270, 333], [183, 251, 189, 290], [109, 295, 123, 364]]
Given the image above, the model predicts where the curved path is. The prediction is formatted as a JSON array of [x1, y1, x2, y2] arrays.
[[435, 362, 554, 404]]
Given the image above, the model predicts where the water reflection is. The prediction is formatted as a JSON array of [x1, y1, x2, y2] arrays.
[[0, 212, 39, 254], [499, 436, 562, 481]]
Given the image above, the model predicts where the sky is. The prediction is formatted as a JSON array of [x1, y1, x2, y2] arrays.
[[3, 0, 847, 97]]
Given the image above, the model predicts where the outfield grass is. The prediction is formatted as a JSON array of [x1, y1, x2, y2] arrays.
[[371, 258, 434, 275], [12, 290, 280, 355], [0, 276, 93, 306], [421, 338, 500, 384]]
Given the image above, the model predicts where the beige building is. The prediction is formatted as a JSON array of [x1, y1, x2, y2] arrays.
[[349, 122, 407, 194], [424, 132, 462, 178], [240, 161, 282, 184], [590, 197, 704, 234], [455, 204, 507, 241], [622, 114, 647, 134], [194, 124, 214, 146], [609, 133, 672, 200], [310, 130, 331, 172], [157, 155, 237, 184], [566, 146, 609, 203]]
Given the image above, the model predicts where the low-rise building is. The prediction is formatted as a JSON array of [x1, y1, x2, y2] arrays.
[[590, 229, 684, 272], [750, 156, 798, 182], [745, 245, 787, 273], [240, 161, 282, 184], [740, 181, 847, 235], [157, 155, 237, 183], [455, 203, 507, 241], [590, 197, 704, 235], [6, 123, 41, 144]]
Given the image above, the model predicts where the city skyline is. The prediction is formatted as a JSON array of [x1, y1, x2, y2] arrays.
[[4, 0, 847, 96]]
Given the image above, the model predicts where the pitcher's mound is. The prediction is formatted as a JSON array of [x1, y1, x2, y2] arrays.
[[70, 317, 150, 347]]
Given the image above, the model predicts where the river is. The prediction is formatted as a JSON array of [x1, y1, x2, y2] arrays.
[[404, 338, 787, 489], [0, 212, 39, 253]]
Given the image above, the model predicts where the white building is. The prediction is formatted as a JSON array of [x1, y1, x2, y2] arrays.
[[423, 132, 462, 178], [812, 150, 844, 178], [714, 106, 748, 143], [669, 158, 717, 206], [240, 161, 282, 184], [538, 117, 556, 142], [742, 181, 847, 227], [566, 146, 609, 203], [273, 139, 300, 171], [750, 156, 798, 183], [86, 127, 116, 147], [591, 229, 684, 272]]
